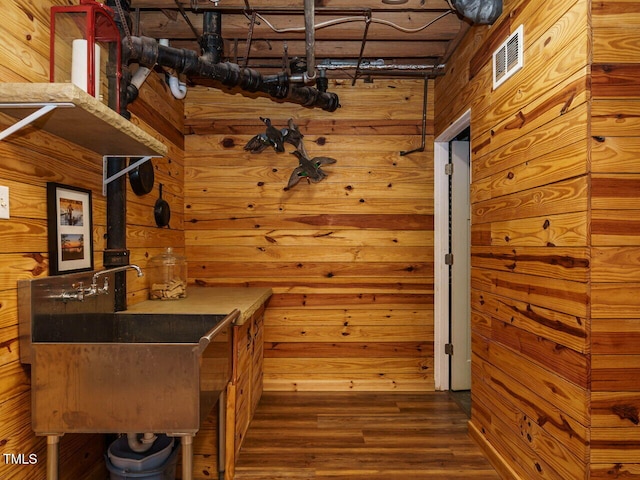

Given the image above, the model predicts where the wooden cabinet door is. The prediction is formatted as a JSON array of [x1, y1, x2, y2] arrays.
[[226, 306, 266, 476]]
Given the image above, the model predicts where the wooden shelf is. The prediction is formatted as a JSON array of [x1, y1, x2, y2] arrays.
[[0, 83, 167, 157]]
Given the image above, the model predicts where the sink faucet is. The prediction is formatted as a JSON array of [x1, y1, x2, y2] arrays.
[[90, 264, 144, 296], [61, 265, 143, 302]]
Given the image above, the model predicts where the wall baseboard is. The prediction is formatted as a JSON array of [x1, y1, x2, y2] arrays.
[[468, 421, 521, 480]]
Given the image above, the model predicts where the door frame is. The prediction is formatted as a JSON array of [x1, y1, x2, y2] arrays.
[[433, 109, 471, 391]]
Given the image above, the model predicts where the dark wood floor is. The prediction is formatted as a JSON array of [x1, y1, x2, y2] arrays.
[[233, 392, 500, 480]]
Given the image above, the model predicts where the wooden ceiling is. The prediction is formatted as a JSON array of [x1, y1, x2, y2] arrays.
[[128, 0, 468, 79]]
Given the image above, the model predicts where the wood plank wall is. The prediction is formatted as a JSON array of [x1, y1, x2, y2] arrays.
[[0, 2, 184, 479], [438, 0, 640, 478], [590, 2, 640, 478], [435, 0, 592, 479], [184, 79, 434, 392]]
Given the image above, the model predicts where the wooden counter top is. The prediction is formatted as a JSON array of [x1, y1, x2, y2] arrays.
[[124, 286, 272, 325]]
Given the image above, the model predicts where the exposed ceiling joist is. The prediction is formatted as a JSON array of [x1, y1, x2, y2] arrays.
[[127, 0, 466, 78]]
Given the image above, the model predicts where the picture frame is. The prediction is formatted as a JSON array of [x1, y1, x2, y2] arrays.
[[47, 182, 94, 275]]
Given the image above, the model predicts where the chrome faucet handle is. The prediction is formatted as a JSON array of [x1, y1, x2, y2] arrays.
[[60, 281, 86, 301], [75, 281, 86, 301], [98, 276, 109, 295]]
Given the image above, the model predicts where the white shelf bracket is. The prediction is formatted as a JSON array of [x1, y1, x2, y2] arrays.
[[0, 103, 72, 142], [102, 155, 161, 195]]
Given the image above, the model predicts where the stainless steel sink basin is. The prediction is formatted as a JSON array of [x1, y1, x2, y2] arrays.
[[32, 311, 228, 344], [30, 310, 237, 436], [18, 271, 237, 436]]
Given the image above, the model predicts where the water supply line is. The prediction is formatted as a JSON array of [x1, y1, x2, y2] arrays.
[[303, 0, 316, 84], [126, 432, 158, 453]]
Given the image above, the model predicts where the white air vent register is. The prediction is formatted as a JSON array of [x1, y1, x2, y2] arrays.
[[493, 24, 524, 89]]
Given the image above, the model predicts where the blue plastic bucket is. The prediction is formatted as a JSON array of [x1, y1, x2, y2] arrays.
[[106, 435, 179, 480]]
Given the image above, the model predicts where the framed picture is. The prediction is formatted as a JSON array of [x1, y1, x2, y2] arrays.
[[47, 182, 94, 275]]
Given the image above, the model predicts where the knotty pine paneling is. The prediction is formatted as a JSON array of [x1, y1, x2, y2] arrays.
[[436, 0, 594, 478], [471, 364, 588, 480], [440, 0, 640, 477], [185, 79, 434, 392], [0, 2, 184, 478], [591, 1, 640, 476]]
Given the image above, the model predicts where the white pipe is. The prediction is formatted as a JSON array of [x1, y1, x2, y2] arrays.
[[130, 66, 152, 90], [126, 432, 158, 453], [160, 39, 188, 99], [168, 75, 188, 99]]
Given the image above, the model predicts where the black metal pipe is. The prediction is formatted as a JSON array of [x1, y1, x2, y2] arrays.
[[288, 85, 341, 111], [123, 35, 340, 112], [201, 11, 224, 64], [104, 158, 130, 312], [104, 0, 134, 311]]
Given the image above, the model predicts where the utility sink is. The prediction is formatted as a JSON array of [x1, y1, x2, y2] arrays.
[[18, 271, 237, 437], [30, 310, 237, 436]]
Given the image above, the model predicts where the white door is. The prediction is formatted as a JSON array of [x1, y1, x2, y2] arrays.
[[449, 138, 471, 391]]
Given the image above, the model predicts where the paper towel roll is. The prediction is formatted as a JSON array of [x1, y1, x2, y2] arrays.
[[71, 39, 100, 97]]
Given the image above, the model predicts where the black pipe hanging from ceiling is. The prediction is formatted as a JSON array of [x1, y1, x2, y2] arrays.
[[122, 36, 340, 112], [200, 11, 224, 64], [451, 0, 502, 25]]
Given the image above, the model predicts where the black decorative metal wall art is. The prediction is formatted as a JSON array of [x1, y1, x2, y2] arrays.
[[244, 117, 337, 189]]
